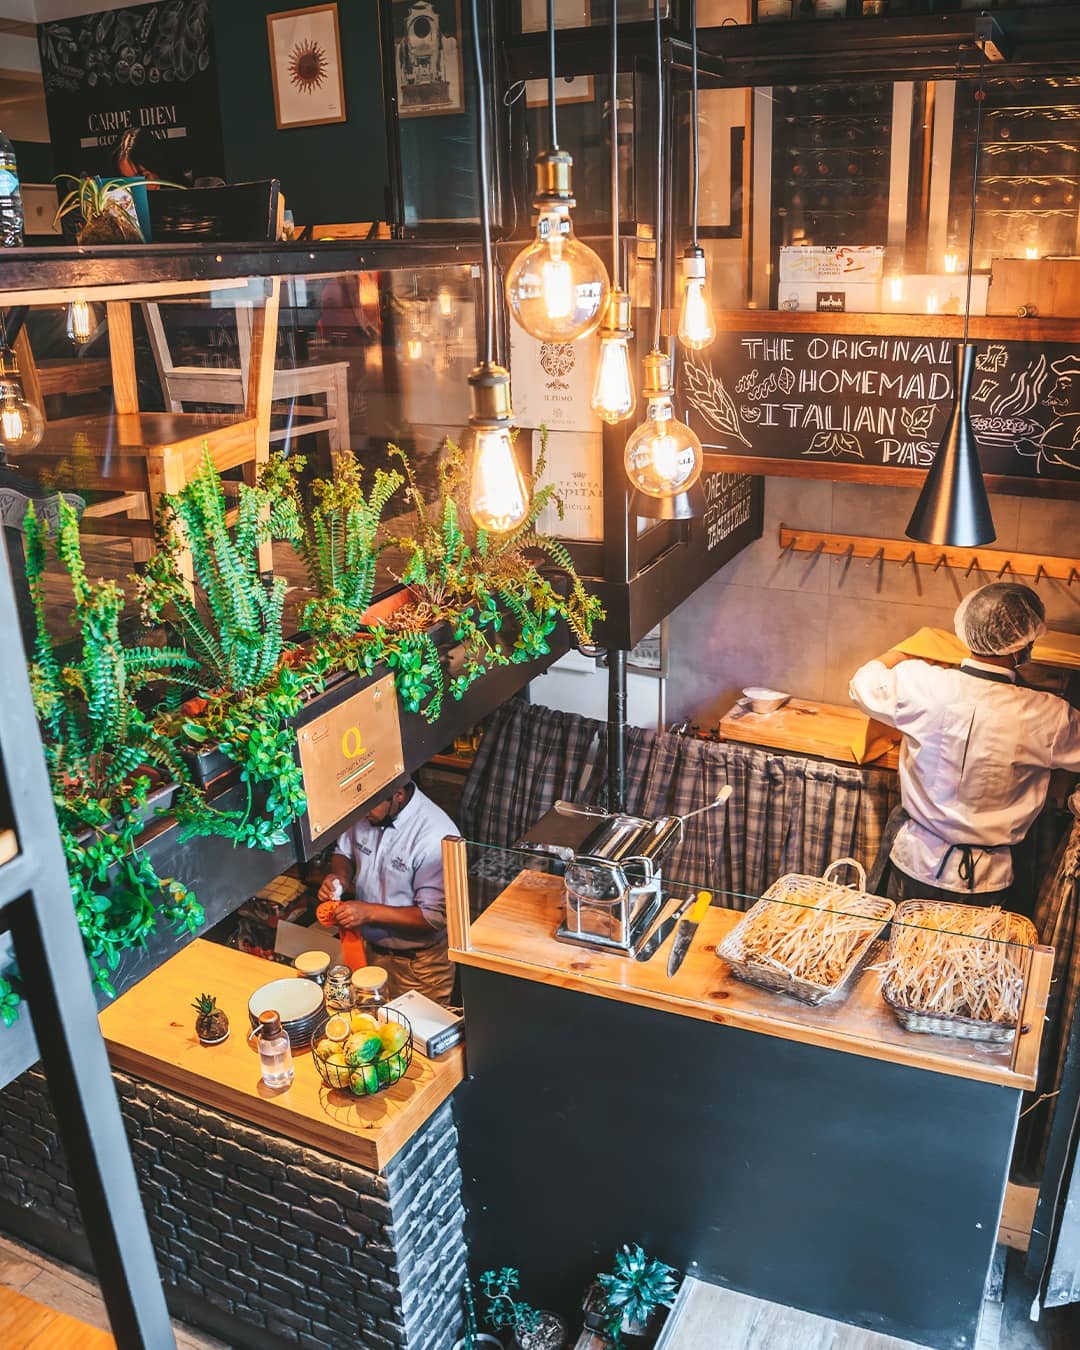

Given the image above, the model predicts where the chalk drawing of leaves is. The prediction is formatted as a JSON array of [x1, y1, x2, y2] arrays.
[[900, 404, 935, 438], [683, 356, 751, 447], [741, 406, 761, 424], [804, 431, 864, 459], [778, 366, 796, 395]]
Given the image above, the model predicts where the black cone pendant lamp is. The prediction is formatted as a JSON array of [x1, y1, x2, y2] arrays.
[[906, 46, 995, 548]]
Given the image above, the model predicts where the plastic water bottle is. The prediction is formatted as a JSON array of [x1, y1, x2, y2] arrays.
[[0, 132, 23, 247], [254, 1010, 294, 1089]]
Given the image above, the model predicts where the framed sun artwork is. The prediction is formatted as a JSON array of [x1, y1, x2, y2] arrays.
[[267, 4, 347, 130]]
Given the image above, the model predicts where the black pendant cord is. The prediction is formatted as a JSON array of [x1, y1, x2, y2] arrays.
[[652, 0, 664, 351], [470, 0, 495, 367], [610, 0, 620, 290], [690, 0, 699, 253], [548, 0, 559, 151], [963, 44, 987, 347]]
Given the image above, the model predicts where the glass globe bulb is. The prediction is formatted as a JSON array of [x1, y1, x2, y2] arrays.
[[506, 206, 609, 343], [67, 299, 93, 345], [469, 425, 529, 533], [678, 276, 716, 351], [0, 380, 44, 451], [591, 333, 636, 425], [624, 393, 703, 498]]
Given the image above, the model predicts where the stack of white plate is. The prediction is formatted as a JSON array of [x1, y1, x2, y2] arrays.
[[248, 977, 325, 1051]]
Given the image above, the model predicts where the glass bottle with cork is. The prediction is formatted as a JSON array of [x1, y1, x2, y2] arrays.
[[252, 1010, 294, 1089]]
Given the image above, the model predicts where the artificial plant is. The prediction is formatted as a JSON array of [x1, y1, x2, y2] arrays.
[[596, 1244, 678, 1346], [478, 1268, 542, 1343], [136, 450, 326, 850], [23, 499, 204, 1000], [259, 451, 403, 638]]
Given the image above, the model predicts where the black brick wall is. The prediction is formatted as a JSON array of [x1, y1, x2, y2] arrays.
[[0, 1070, 465, 1350]]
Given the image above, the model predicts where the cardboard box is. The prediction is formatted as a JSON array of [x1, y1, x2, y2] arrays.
[[988, 258, 1080, 318], [778, 245, 885, 286]]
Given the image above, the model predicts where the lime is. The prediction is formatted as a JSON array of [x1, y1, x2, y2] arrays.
[[350, 1064, 379, 1095], [347, 1034, 383, 1066]]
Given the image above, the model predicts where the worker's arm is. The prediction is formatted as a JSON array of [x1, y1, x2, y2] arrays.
[[849, 652, 911, 727], [1050, 705, 1080, 772], [333, 900, 432, 934]]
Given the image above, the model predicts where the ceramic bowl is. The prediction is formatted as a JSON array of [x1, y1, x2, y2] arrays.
[[742, 686, 791, 715]]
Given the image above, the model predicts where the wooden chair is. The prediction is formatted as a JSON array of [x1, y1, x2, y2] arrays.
[[141, 294, 351, 460]]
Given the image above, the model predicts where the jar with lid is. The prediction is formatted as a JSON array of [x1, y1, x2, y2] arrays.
[[350, 965, 389, 1012], [252, 1010, 294, 1089], [294, 950, 331, 985], [324, 963, 353, 1015]]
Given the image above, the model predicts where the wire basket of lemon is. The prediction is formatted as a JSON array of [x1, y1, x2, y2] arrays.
[[311, 1005, 414, 1096]]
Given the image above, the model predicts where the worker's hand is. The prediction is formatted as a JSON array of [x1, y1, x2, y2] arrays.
[[317, 874, 344, 904], [333, 900, 370, 930]]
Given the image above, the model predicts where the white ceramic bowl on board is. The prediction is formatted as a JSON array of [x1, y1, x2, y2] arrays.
[[742, 687, 791, 715]]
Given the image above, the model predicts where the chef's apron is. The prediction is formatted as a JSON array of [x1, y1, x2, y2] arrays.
[[867, 662, 1016, 904]]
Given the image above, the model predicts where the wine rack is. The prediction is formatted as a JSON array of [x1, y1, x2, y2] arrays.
[[771, 82, 892, 262]]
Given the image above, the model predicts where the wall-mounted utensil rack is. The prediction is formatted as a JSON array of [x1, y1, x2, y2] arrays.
[[778, 525, 1080, 586]]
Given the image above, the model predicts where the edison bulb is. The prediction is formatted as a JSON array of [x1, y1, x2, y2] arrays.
[[591, 334, 636, 424], [506, 206, 608, 343], [437, 287, 453, 318], [468, 426, 529, 533], [624, 393, 702, 498], [677, 250, 716, 351], [67, 300, 92, 345], [0, 380, 44, 451]]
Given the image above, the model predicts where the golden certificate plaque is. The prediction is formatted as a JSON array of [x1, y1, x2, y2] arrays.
[[296, 673, 404, 845]]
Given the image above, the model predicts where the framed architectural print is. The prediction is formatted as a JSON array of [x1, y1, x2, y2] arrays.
[[393, 0, 465, 119]]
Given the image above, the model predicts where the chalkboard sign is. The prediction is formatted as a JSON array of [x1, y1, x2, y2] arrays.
[[677, 332, 1080, 492]]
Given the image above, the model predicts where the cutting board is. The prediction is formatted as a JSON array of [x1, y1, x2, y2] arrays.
[[897, 626, 1080, 670], [718, 698, 900, 769]]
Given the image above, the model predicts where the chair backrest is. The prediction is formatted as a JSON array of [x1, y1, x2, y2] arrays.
[[148, 180, 281, 243]]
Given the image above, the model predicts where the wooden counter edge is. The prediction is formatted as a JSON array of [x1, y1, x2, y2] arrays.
[[448, 945, 1040, 1094], [1010, 945, 1055, 1091], [104, 1036, 465, 1172]]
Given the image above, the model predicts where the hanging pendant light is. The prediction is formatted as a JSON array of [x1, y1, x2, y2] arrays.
[[907, 45, 995, 547], [676, 0, 716, 352], [625, 0, 703, 509], [506, 0, 608, 343], [0, 333, 44, 454], [466, 0, 528, 534], [66, 299, 93, 345], [591, 0, 636, 425]]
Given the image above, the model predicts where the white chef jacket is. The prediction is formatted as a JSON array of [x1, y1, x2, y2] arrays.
[[333, 786, 457, 951], [850, 656, 1080, 891]]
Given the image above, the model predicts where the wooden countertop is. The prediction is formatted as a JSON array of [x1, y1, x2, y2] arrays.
[[451, 872, 1052, 1092], [99, 940, 464, 1171]]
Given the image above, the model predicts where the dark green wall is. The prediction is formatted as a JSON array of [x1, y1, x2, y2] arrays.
[[210, 0, 389, 227], [11, 141, 54, 186]]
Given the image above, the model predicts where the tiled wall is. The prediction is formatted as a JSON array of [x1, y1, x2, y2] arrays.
[[666, 478, 1080, 726]]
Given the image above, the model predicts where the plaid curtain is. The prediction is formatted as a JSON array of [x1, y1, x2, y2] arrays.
[[462, 702, 900, 907]]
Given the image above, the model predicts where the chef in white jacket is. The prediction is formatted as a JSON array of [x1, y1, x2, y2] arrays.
[[850, 583, 1080, 904]]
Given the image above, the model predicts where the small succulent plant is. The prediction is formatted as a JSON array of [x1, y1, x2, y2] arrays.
[[192, 992, 229, 1044]]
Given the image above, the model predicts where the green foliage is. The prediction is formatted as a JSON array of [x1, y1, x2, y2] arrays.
[[597, 1245, 678, 1347], [137, 449, 300, 695], [0, 974, 22, 1029], [261, 452, 403, 638], [478, 1268, 542, 1340], [53, 173, 185, 230], [191, 993, 219, 1016]]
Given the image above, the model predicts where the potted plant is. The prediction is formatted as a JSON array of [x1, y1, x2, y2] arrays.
[[479, 1268, 566, 1350], [452, 1277, 502, 1350], [593, 1245, 679, 1347], [192, 993, 229, 1045], [53, 173, 179, 243]]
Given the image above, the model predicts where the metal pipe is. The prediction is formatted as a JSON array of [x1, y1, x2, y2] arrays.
[[607, 647, 628, 813]]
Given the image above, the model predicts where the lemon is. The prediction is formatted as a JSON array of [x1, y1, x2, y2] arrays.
[[350, 1011, 379, 1036], [350, 1064, 379, 1095], [324, 1014, 350, 1042], [379, 1024, 409, 1055], [314, 1037, 335, 1061], [347, 1034, 383, 1066]]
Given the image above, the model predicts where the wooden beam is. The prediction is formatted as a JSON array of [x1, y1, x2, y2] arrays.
[[105, 301, 138, 415]]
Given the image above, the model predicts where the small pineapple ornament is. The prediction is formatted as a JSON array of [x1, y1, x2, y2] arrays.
[[192, 993, 229, 1045]]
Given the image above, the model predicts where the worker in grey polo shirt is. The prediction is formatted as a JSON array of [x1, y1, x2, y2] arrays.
[[317, 779, 458, 1005]]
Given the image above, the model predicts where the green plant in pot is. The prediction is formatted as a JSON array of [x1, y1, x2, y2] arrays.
[[137, 450, 326, 850], [593, 1245, 679, 1346], [478, 1268, 566, 1350], [53, 174, 181, 243], [22, 498, 205, 1002]]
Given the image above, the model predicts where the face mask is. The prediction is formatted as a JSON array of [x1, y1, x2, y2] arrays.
[[1012, 644, 1033, 668]]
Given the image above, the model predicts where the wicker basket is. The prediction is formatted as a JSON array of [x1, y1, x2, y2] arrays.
[[716, 858, 895, 1006], [310, 1005, 413, 1096], [881, 900, 1038, 1044]]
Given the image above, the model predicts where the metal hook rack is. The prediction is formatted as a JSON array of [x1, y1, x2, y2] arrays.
[[778, 525, 1080, 585]]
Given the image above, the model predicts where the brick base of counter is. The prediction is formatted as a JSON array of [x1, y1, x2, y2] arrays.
[[0, 1069, 466, 1350]]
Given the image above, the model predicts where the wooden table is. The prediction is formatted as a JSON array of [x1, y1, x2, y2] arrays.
[[98, 939, 464, 1170], [717, 697, 901, 772]]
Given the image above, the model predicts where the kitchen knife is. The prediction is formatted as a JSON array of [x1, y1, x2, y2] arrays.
[[666, 889, 713, 979], [634, 894, 692, 962]]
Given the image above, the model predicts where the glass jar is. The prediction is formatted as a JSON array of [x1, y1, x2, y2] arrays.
[[324, 963, 353, 1015], [253, 1010, 294, 1089], [350, 965, 389, 1011], [294, 950, 331, 985]]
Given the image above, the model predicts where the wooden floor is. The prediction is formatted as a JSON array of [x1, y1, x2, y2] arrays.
[[0, 1234, 225, 1350]]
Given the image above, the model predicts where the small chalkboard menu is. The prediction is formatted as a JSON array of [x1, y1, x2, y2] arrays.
[[677, 330, 1080, 492]]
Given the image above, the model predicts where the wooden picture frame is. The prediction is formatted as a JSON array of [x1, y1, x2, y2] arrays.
[[392, 0, 465, 120], [267, 4, 347, 130]]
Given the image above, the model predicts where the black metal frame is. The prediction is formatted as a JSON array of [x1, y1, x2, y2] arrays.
[[0, 531, 175, 1348]]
